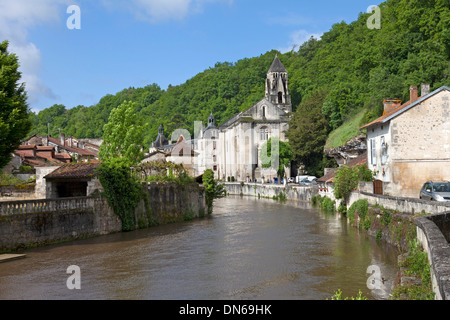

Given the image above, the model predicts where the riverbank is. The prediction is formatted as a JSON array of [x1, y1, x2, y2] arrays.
[[0, 182, 208, 253], [223, 182, 317, 202], [314, 195, 439, 300]]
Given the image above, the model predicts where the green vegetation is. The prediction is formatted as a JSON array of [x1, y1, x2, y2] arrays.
[[0, 41, 32, 170], [344, 200, 434, 300], [313, 195, 336, 213], [98, 159, 142, 231], [203, 169, 226, 215], [329, 289, 368, 300], [138, 161, 194, 187], [286, 90, 337, 176], [347, 199, 369, 225], [99, 100, 146, 166], [325, 108, 368, 149], [0, 173, 34, 186], [391, 240, 435, 300], [272, 192, 287, 202], [334, 164, 374, 205], [259, 137, 293, 180]]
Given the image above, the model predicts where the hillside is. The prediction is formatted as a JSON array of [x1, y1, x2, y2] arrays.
[[29, 0, 449, 174]]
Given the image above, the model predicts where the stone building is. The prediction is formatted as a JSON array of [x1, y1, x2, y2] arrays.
[[217, 54, 292, 182], [44, 163, 102, 198], [360, 85, 450, 198], [144, 55, 292, 182]]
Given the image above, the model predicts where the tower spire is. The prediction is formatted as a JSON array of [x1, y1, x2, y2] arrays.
[[265, 54, 291, 111]]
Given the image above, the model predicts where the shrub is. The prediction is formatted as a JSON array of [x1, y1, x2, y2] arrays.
[[333, 165, 359, 200], [338, 202, 347, 215], [319, 196, 335, 212], [347, 199, 369, 221], [381, 208, 393, 226]]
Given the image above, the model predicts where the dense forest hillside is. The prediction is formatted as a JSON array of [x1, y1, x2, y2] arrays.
[[30, 0, 449, 172]]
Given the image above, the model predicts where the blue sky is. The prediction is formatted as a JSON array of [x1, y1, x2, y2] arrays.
[[0, 0, 379, 113]]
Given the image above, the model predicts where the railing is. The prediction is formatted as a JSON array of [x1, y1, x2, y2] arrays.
[[0, 196, 97, 216]]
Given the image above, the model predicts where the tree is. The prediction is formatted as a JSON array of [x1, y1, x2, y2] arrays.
[[333, 165, 359, 203], [0, 40, 32, 169], [286, 90, 335, 176], [334, 164, 373, 204], [99, 100, 146, 166], [202, 169, 226, 214], [259, 137, 293, 179]]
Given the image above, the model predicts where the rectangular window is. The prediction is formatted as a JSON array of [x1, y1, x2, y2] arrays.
[[381, 136, 388, 165], [371, 139, 377, 165]]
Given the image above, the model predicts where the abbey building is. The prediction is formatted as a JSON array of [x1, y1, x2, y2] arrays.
[[147, 55, 292, 182]]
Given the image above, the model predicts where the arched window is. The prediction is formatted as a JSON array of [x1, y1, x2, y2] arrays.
[[278, 92, 283, 104], [262, 106, 266, 118], [260, 127, 269, 141]]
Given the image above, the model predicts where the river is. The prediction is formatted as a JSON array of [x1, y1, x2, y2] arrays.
[[0, 195, 399, 300]]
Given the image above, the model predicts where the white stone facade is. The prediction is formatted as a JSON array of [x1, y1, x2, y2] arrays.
[[363, 85, 450, 198]]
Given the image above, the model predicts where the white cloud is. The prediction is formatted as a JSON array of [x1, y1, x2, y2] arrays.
[[0, 0, 70, 107], [102, 0, 232, 23], [278, 29, 323, 54]]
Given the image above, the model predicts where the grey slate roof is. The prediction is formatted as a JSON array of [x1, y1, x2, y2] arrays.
[[268, 54, 287, 73]]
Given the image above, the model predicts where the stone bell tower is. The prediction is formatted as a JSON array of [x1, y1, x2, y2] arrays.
[[265, 54, 292, 113]]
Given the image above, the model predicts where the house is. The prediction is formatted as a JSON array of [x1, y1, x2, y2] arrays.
[[5, 145, 69, 173], [165, 135, 200, 177], [44, 163, 102, 198], [360, 84, 450, 198], [23, 134, 100, 162], [316, 152, 368, 201]]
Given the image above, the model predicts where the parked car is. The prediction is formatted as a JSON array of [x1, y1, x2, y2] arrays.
[[419, 181, 450, 202], [299, 178, 312, 185], [288, 177, 295, 183]]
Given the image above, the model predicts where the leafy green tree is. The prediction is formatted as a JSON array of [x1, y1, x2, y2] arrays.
[[287, 90, 335, 176], [333, 165, 360, 203], [0, 40, 32, 170], [260, 137, 293, 180], [202, 169, 226, 214], [99, 100, 146, 166]]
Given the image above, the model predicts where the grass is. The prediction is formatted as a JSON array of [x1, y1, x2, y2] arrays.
[[0, 173, 34, 186], [325, 108, 368, 149]]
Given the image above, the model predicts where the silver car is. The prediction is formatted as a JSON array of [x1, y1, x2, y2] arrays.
[[419, 181, 450, 202]]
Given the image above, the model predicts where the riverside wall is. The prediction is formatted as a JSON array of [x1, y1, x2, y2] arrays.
[[224, 182, 318, 202], [347, 190, 450, 300], [0, 182, 208, 252]]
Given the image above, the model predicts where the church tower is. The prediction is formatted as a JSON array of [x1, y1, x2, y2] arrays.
[[265, 54, 292, 113]]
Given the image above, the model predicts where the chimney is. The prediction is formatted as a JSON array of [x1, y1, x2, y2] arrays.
[[383, 99, 402, 115], [410, 86, 418, 102], [421, 83, 430, 97], [60, 133, 65, 146]]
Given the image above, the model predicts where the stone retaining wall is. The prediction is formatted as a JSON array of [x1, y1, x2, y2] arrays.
[[224, 182, 318, 202], [0, 196, 121, 252], [0, 182, 208, 252], [415, 213, 450, 300], [347, 191, 450, 300]]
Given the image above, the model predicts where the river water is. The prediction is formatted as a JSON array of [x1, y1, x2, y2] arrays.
[[0, 196, 399, 300]]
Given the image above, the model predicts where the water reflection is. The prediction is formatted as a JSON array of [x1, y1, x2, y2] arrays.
[[0, 196, 398, 300]]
